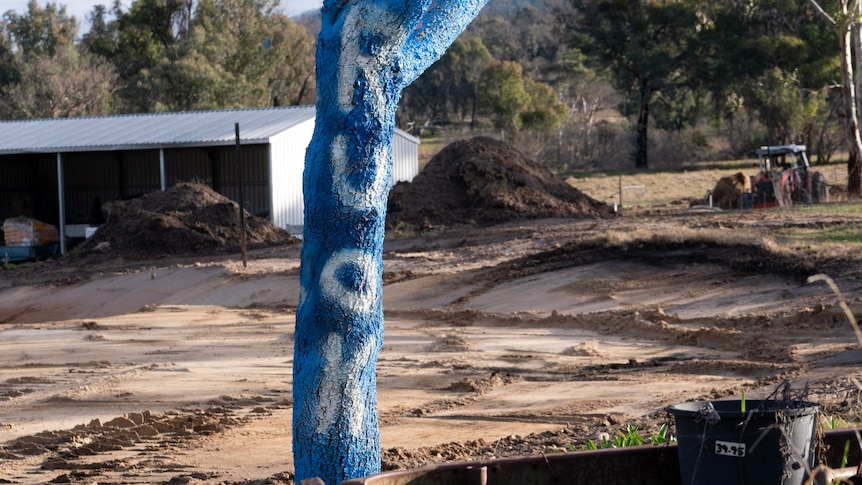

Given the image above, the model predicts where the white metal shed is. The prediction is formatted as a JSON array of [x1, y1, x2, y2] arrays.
[[0, 106, 420, 252]]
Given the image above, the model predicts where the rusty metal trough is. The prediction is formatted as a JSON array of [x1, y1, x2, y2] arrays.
[[340, 427, 862, 485]]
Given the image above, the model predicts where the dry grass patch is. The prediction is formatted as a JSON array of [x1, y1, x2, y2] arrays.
[[566, 162, 851, 208], [584, 204, 862, 269], [566, 168, 754, 207]]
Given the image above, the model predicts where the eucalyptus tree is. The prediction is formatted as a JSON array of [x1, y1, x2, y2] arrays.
[[542, 47, 621, 170], [0, 45, 118, 119], [293, 0, 489, 482], [399, 36, 493, 129], [0, 0, 79, 92], [397, 40, 464, 128], [82, 0, 315, 112], [690, 0, 840, 158], [157, 0, 315, 110], [456, 37, 495, 127], [479, 60, 531, 139], [516, 76, 569, 158], [0, 1, 118, 120], [805, 0, 862, 195], [468, 3, 561, 67], [745, 67, 823, 145], [477, 59, 565, 148], [81, 0, 192, 112], [2, 0, 78, 58], [564, 0, 698, 169]]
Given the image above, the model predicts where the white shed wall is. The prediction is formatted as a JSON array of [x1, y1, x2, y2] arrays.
[[392, 129, 420, 184], [269, 118, 314, 230], [268, 124, 420, 232]]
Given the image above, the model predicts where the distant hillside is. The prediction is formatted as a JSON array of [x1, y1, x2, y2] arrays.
[[479, 0, 564, 18], [293, 10, 321, 37]]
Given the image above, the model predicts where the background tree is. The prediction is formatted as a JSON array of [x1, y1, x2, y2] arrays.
[[80, 0, 315, 112], [0, 1, 117, 119], [564, 0, 697, 169], [82, 0, 189, 112], [0, 45, 117, 118], [514, 76, 568, 157], [152, 0, 315, 110], [479, 60, 531, 139], [1, 0, 79, 94], [457, 37, 496, 128], [396, 41, 463, 129], [294, 0, 489, 483], [745, 67, 820, 144], [397, 37, 493, 132], [542, 47, 621, 170], [2, 0, 78, 57], [693, 0, 840, 155], [467, 3, 563, 70], [805, 0, 862, 195]]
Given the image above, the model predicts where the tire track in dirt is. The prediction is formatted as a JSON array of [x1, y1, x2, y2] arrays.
[[0, 361, 149, 414], [442, 240, 821, 311], [3, 211, 862, 483], [1, 398, 292, 484]]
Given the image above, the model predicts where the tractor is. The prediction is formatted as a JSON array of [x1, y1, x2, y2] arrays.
[[748, 144, 828, 208]]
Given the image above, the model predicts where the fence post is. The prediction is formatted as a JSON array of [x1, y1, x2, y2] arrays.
[[619, 174, 623, 209]]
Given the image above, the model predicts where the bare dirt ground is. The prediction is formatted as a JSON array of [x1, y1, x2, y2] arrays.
[[2, 138, 862, 484], [2, 209, 862, 484]]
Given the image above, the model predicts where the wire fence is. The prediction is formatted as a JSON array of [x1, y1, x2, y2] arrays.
[[573, 165, 853, 212]]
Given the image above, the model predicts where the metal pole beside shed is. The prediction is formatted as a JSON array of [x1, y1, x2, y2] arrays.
[[235, 123, 248, 268], [57, 153, 66, 255], [160, 148, 167, 191]]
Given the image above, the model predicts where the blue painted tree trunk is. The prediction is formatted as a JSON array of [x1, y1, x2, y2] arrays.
[[293, 1, 489, 483]]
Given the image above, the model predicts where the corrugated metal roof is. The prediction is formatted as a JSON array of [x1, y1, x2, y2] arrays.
[[0, 106, 316, 155]]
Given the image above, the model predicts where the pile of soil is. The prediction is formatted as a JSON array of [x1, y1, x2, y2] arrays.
[[387, 137, 613, 228], [74, 183, 296, 260]]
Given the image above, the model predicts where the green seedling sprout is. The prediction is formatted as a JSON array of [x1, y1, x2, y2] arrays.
[[842, 439, 850, 469], [830, 440, 852, 485], [580, 424, 675, 450], [650, 423, 675, 444]]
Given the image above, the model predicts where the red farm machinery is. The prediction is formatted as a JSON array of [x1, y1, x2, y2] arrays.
[[748, 144, 828, 209]]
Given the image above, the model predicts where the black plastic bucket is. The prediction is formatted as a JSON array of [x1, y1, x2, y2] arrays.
[[669, 399, 819, 485]]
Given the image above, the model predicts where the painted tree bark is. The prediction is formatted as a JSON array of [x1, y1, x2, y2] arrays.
[[293, 1, 488, 483]]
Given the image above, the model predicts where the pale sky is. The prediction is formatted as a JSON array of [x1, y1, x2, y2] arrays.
[[4, 0, 323, 32]]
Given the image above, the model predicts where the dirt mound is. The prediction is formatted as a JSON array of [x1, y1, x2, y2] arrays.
[[387, 137, 612, 228], [75, 183, 296, 260]]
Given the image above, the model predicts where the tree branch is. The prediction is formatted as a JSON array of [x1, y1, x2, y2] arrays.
[[397, 0, 490, 88], [321, 0, 350, 24], [806, 0, 837, 25]]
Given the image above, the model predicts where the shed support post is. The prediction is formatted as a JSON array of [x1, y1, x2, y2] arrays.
[[56, 153, 66, 255], [116, 153, 126, 200], [159, 149, 167, 191]]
